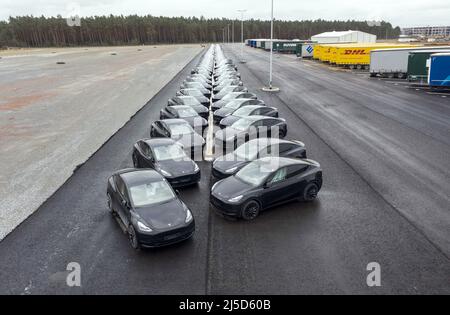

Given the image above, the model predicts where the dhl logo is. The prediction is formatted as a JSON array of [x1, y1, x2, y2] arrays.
[[344, 49, 367, 55]]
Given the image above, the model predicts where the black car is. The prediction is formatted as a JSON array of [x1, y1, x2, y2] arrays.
[[211, 92, 258, 111], [167, 96, 209, 119], [180, 82, 211, 97], [150, 119, 205, 158], [107, 169, 195, 248], [185, 77, 212, 89], [212, 138, 307, 179], [160, 105, 208, 131], [176, 89, 210, 105], [213, 100, 266, 124], [214, 116, 287, 153], [213, 79, 243, 92], [132, 138, 201, 187], [213, 86, 248, 101], [218, 105, 278, 129], [210, 157, 322, 220]]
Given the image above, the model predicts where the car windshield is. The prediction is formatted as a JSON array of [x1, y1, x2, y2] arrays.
[[182, 97, 200, 105], [231, 117, 253, 131], [177, 107, 198, 118], [153, 144, 186, 161], [235, 160, 276, 187], [233, 106, 255, 116], [224, 100, 244, 110], [187, 90, 202, 97], [222, 93, 237, 100], [169, 123, 194, 135], [129, 180, 175, 207], [234, 141, 262, 160]]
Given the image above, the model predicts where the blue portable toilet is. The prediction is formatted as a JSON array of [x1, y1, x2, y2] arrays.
[[428, 53, 450, 87]]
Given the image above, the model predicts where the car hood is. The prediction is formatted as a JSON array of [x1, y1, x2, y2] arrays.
[[214, 107, 235, 118], [157, 159, 197, 177], [214, 127, 243, 142], [136, 199, 186, 230], [214, 154, 249, 173], [219, 115, 240, 128], [213, 176, 254, 200], [172, 132, 205, 148]]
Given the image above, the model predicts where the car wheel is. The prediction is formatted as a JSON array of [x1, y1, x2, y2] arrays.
[[303, 183, 319, 202], [241, 200, 261, 221], [128, 225, 140, 250], [107, 193, 115, 215]]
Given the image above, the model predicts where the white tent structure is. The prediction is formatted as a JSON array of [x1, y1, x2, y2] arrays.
[[311, 30, 377, 44]]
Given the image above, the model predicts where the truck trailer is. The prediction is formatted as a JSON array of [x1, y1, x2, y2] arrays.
[[370, 46, 450, 78], [428, 53, 450, 87]]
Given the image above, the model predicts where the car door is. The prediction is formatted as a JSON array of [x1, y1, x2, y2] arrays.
[[115, 176, 131, 226], [261, 167, 289, 208], [139, 142, 155, 168]]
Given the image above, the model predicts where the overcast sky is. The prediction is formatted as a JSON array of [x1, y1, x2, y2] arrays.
[[1, 0, 449, 27]]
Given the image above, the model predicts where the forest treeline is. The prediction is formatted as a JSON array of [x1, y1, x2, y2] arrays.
[[0, 15, 401, 47]]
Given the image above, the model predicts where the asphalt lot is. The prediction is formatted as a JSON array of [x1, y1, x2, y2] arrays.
[[0, 45, 202, 241], [0, 44, 448, 294]]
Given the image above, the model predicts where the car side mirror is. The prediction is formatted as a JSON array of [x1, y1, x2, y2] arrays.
[[263, 182, 272, 189]]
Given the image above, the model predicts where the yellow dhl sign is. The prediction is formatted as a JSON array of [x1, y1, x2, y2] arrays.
[[314, 43, 419, 65]]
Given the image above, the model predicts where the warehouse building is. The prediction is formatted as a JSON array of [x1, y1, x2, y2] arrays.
[[311, 30, 377, 44], [402, 26, 450, 38]]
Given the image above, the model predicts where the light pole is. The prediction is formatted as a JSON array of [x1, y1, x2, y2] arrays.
[[237, 9, 247, 63], [227, 24, 230, 44], [262, 0, 280, 92], [232, 20, 235, 44]]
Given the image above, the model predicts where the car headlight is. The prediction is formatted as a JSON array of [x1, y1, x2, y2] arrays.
[[159, 169, 172, 177], [228, 195, 243, 203], [137, 221, 153, 233], [194, 164, 200, 172], [185, 209, 193, 223]]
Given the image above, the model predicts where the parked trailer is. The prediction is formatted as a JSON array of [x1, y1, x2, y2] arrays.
[[299, 43, 315, 58], [407, 49, 450, 83], [314, 43, 417, 68], [428, 53, 450, 87], [370, 46, 450, 78]]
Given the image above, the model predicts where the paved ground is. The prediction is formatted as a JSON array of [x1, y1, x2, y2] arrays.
[[0, 44, 448, 295], [0, 45, 203, 240]]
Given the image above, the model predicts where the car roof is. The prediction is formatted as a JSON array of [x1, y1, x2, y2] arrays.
[[170, 105, 196, 111], [143, 138, 177, 147], [246, 138, 297, 146], [162, 118, 190, 126], [119, 169, 164, 186], [235, 105, 265, 110], [257, 157, 317, 168]]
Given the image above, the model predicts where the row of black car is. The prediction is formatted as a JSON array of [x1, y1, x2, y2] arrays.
[[207, 48, 323, 221], [106, 45, 323, 249]]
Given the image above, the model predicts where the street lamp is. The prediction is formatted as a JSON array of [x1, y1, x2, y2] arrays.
[[237, 9, 247, 63], [262, 0, 280, 92]]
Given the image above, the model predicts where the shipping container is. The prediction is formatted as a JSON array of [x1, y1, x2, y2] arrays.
[[274, 42, 302, 54], [314, 43, 417, 68], [428, 53, 450, 87], [370, 46, 450, 78]]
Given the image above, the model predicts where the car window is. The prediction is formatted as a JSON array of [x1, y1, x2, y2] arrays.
[[153, 144, 186, 161], [140, 142, 150, 157], [262, 119, 278, 127], [269, 167, 287, 184], [129, 180, 176, 207], [259, 108, 271, 115], [116, 176, 127, 198], [279, 143, 293, 154], [287, 165, 309, 179]]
